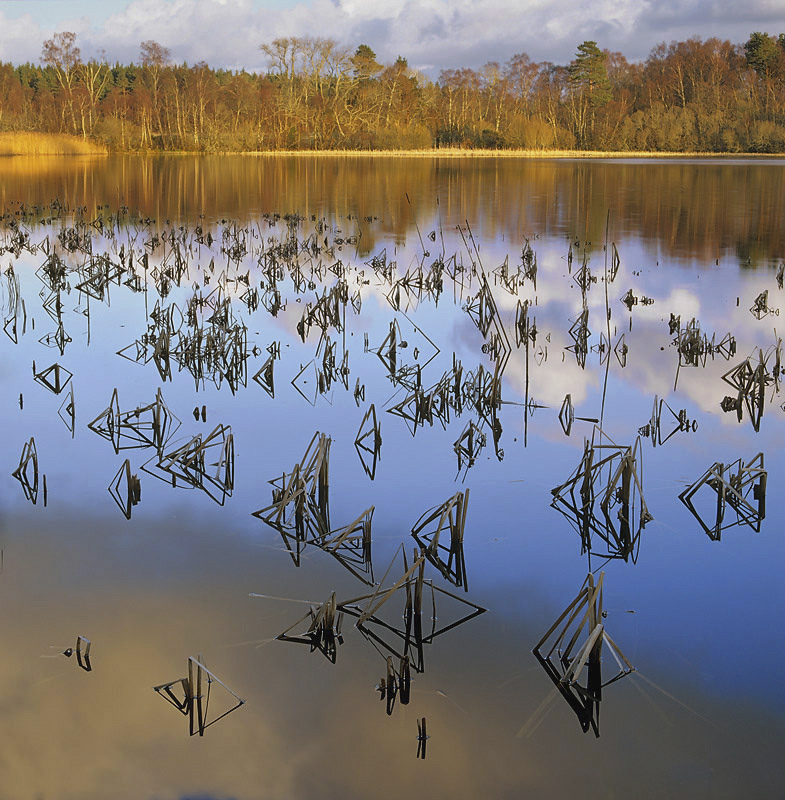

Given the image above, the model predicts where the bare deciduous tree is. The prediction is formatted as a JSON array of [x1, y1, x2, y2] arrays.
[[41, 31, 81, 133]]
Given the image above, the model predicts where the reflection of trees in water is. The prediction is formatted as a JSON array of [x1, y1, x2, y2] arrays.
[[1, 157, 784, 263]]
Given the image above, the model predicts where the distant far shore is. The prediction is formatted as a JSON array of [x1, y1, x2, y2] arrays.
[[220, 148, 785, 159], [1, 133, 784, 159]]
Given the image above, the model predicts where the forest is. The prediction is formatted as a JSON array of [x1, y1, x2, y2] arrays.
[[1, 31, 785, 153]]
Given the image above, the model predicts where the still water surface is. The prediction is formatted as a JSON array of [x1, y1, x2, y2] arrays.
[[1, 155, 784, 799]]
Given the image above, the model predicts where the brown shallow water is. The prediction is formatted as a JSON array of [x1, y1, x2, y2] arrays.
[[0, 153, 784, 261]]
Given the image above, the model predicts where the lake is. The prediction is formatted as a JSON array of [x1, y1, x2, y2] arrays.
[[1, 154, 784, 799]]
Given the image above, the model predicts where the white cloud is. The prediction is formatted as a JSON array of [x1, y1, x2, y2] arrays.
[[0, 12, 48, 64], [1, 0, 781, 74]]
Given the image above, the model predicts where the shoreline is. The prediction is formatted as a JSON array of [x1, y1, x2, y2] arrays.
[[1, 133, 785, 159], [210, 148, 785, 159]]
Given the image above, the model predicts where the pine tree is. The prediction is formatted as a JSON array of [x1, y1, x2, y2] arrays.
[[744, 32, 783, 80], [569, 41, 612, 107], [351, 44, 381, 82]]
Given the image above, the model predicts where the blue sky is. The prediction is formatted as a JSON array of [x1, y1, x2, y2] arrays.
[[0, 0, 782, 76]]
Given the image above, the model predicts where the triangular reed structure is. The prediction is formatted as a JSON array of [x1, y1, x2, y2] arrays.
[[276, 592, 344, 663], [411, 490, 469, 590], [154, 655, 244, 736], [679, 453, 766, 540], [108, 459, 141, 520], [532, 572, 634, 737], [252, 432, 331, 565], [12, 437, 38, 504], [551, 427, 652, 563], [355, 404, 382, 480]]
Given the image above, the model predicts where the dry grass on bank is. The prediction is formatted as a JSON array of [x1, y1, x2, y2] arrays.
[[0, 132, 107, 156], [1, 135, 779, 158]]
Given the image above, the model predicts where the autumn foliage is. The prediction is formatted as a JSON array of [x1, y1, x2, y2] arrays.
[[0, 32, 784, 153]]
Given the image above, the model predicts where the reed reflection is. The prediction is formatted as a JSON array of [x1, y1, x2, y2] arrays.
[[1, 156, 784, 262], [0, 173, 783, 793]]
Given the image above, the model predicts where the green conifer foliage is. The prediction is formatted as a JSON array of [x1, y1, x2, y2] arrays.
[[744, 32, 784, 79], [569, 41, 612, 106]]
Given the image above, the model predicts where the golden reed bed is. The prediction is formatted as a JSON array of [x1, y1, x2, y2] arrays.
[[0, 132, 107, 156], [1, 133, 780, 158]]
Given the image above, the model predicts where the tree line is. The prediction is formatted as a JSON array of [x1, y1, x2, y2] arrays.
[[1, 31, 785, 153]]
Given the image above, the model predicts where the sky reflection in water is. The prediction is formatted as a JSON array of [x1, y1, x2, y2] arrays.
[[0, 156, 784, 799]]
